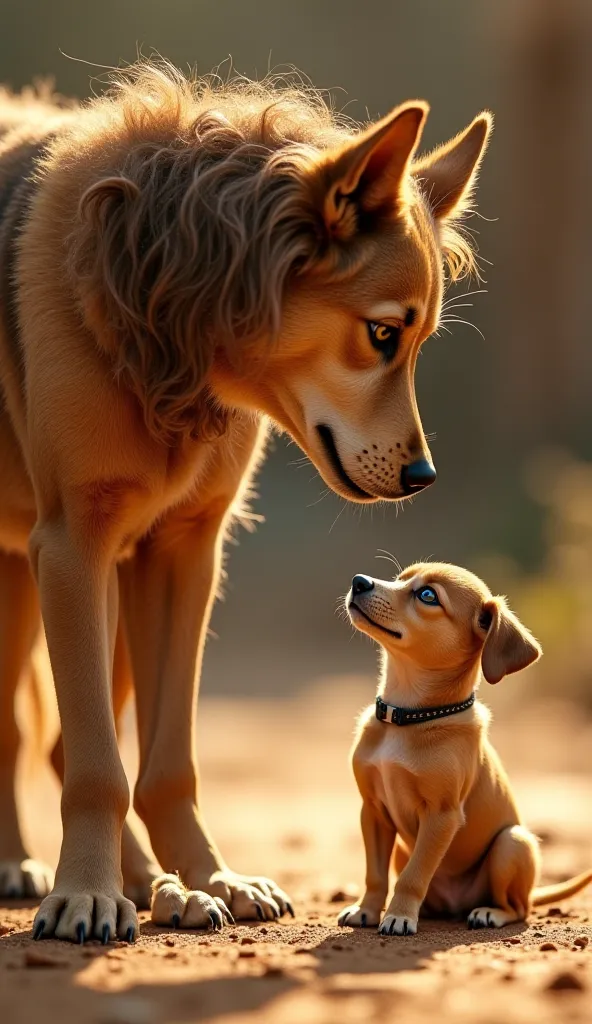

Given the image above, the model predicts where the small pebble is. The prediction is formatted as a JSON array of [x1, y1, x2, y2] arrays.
[[574, 936, 589, 948], [238, 948, 257, 959], [329, 886, 358, 903], [545, 971, 586, 993], [24, 950, 64, 969], [164, 937, 176, 947], [240, 936, 256, 945], [540, 942, 558, 952]]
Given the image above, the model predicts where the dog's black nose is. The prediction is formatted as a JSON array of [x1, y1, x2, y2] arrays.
[[401, 458, 437, 493], [352, 574, 374, 596]]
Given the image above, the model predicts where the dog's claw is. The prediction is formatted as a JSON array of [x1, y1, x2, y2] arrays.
[[486, 912, 492, 927], [126, 926, 136, 944], [101, 923, 110, 945], [255, 902, 265, 922], [76, 922, 86, 945], [33, 920, 45, 941], [225, 909, 235, 925], [209, 910, 223, 932], [286, 902, 295, 918], [172, 913, 180, 930], [361, 913, 367, 928]]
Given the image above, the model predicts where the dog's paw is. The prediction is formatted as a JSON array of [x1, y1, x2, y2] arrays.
[[0, 858, 54, 899], [338, 903, 380, 928], [467, 906, 513, 929], [151, 874, 232, 930], [33, 889, 138, 943], [199, 870, 294, 922], [378, 914, 417, 936]]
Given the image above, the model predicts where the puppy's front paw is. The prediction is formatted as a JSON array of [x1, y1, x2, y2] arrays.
[[467, 906, 515, 929], [337, 903, 380, 928], [378, 913, 417, 936], [151, 874, 232, 930]]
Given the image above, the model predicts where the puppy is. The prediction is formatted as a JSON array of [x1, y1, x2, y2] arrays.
[[339, 562, 592, 935]]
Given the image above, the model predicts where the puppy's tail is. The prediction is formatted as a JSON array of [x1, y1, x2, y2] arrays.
[[532, 870, 592, 907]]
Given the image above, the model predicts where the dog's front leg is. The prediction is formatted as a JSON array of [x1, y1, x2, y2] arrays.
[[120, 507, 292, 927], [338, 802, 395, 928], [30, 521, 137, 943], [379, 807, 463, 936]]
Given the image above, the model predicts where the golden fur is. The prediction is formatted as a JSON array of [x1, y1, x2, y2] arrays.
[[0, 62, 491, 942], [340, 563, 592, 935]]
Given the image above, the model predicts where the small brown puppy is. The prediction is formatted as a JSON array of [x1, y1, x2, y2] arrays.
[[340, 562, 592, 936]]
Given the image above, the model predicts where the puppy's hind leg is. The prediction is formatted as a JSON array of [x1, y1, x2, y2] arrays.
[[0, 550, 54, 899], [468, 825, 540, 929]]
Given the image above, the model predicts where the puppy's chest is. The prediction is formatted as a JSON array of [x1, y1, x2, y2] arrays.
[[356, 730, 427, 836]]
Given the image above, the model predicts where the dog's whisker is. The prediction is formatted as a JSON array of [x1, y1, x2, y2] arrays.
[[442, 289, 487, 308], [440, 316, 485, 340], [329, 502, 347, 534]]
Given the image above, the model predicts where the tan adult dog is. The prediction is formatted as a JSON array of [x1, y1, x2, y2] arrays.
[[339, 563, 592, 935], [0, 63, 492, 943]]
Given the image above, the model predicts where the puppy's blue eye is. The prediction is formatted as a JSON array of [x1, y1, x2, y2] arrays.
[[416, 586, 439, 606], [367, 321, 401, 362]]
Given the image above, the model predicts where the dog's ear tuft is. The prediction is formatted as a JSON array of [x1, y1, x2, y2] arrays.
[[310, 102, 429, 242], [478, 597, 541, 685], [412, 112, 492, 222]]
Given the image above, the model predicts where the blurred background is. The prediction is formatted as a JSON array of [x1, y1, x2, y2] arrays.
[[4, 0, 592, 709]]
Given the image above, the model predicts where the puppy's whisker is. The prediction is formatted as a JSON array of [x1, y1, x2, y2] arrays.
[[376, 548, 402, 574]]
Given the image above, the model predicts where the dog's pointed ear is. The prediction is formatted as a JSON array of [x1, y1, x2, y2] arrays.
[[476, 597, 541, 685], [311, 102, 428, 241], [412, 112, 492, 221]]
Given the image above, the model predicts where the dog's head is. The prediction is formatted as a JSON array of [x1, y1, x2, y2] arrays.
[[75, 71, 490, 499], [346, 562, 541, 683], [212, 103, 492, 501]]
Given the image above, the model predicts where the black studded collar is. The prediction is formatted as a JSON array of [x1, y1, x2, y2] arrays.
[[375, 692, 476, 727]]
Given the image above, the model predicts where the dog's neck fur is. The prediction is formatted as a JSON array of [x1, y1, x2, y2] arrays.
[[378, 650, 482, 710]]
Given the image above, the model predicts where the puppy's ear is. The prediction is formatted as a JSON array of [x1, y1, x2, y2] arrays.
[[311, 102, 428, 241], [412, 112, 492, 221], [477, 597, 541, 685]]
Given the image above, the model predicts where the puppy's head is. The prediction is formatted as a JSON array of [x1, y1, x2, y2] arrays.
[[346, 562, 541, 683]]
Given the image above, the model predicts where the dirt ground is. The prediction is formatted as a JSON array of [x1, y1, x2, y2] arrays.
[[1, 678, 591, 1024]]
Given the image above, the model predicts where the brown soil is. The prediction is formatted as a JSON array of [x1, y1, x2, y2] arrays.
[[1, 679, 591, 1023]]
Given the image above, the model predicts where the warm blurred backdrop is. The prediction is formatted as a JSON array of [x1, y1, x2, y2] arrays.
[[4, 0, 591, 710]]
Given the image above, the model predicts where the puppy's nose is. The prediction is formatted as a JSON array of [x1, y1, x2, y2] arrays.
[[401, 458, 437, 493], [352, 574, 374, 596]]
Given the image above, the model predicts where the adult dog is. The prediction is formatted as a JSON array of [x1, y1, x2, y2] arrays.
[[0, 63, 491, 942]]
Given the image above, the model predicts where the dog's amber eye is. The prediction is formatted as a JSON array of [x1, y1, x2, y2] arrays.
[[416, 586, 440, 606], [367, 321, 401, 361]]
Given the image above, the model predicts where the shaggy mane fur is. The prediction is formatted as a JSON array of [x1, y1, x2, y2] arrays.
[[54, 62, 477, 442]]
